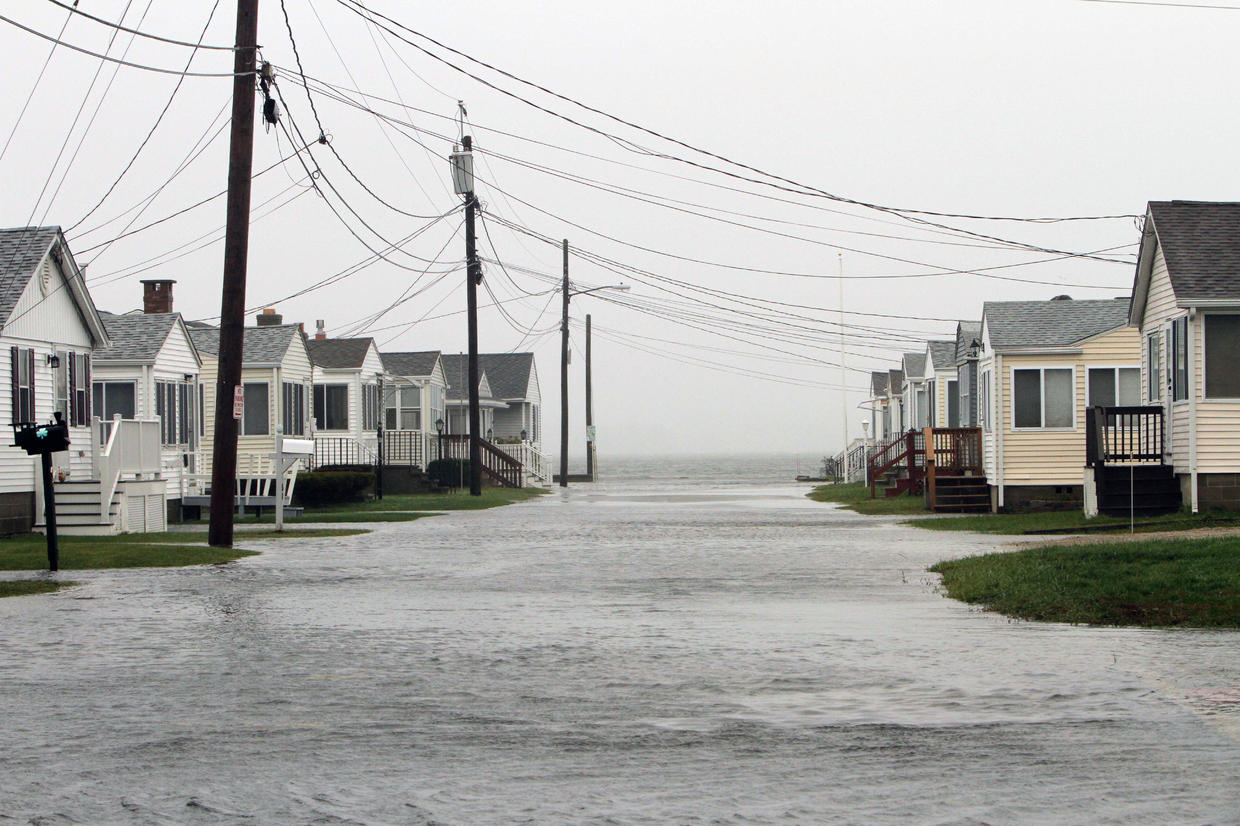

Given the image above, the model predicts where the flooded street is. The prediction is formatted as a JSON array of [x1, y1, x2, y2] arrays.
[[3, 461, 1240, 824]]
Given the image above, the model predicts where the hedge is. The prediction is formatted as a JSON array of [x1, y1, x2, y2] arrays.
[[293, 471, 373, 507]]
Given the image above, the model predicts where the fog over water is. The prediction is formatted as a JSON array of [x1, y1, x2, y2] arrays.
[[2, 455, 1239, 823]]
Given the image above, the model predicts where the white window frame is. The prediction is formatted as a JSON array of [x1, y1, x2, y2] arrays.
[[979, 369, 992, 433], [1167, 315, 1189, 405], [1010, 365, 1077, 432], [1202, 312, 1240, 402], [1085, 365, 1142, 409]]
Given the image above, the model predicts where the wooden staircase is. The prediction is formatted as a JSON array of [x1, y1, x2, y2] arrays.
[[35, 479, 121, 536], [1086, 406, 1181, 517], [441, 434, 524, 488], [923, 427, 990, 512]]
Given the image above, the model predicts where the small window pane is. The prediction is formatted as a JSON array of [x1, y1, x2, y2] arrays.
[[1147, 333, 1161, 402], [1118, 368, 1141, 406], [242, 383, 269, 435], [1174, 317, 1189, 401], [1088, 368, 1115, 408], [1044, 369, 1074, 427], [326, 385, 348, 430], [1205, 315, 1240, 398], [1013, 369, 1042, 428]]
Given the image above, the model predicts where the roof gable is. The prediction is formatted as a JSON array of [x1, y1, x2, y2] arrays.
[[902, 352, 926, 381], [0, 226, 109, 345], [926, 340, 955, 372], [380, 350, 441, 378], [307, 337, 377, 369], [188, 324, 301, 365], [1146, 201, 1240, 306], [982, 299, 1130, 351], [478, 353, 535, 399], [95, 312, 177, 362]]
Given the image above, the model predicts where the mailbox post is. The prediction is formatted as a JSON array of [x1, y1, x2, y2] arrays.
[[11, 413, 71, 571], [271, 428, 315, 532]]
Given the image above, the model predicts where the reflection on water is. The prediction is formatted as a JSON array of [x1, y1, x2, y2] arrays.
[[1, 455, 1238, 824]]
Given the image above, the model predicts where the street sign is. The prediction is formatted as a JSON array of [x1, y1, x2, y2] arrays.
[[233, 385, 244, 420]]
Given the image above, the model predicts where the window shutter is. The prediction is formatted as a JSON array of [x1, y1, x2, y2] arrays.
[[68, 351, 77, 425], [9, 346, 18, 423], [83, 355, 91, 422], [26, 349, 35, 421]]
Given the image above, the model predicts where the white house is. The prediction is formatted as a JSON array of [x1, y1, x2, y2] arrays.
[[378, 350, 448, 466], [0, 226, 124, 534], [902, 352, 929, 430], [954, 320, 982, 428], [977, 297, 1139, 510], [924, 340, 957, 427], [1129, 200, 1240, 511], [440, 353, 506, 438], [93, 280, 202, 521], [188, 314, 314, 488], [306, 335, 384, 467]]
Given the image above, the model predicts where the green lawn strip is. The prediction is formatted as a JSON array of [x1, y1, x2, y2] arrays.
[[0, 580, 78, 598], [905, 510, 1240, 536], [0, 539, 256, 571], [309, 486, 548, 513], [930, 537, 1240, 627], [191, 512, 432, 525], [807, 482, 929, 516]]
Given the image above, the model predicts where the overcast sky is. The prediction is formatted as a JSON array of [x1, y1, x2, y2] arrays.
[[1, 0, 1235, 464]]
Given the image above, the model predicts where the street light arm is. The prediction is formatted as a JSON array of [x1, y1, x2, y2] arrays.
[[567, 284, 630, 299]]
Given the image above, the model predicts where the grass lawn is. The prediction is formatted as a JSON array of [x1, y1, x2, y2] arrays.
[[0, 537, 257, 571], [314, 487, 548, 513], [807, 482, 929, 516], [930, 536, 1240, 627], [0, 580, 78, 598], [906, 509, 1240, 536]]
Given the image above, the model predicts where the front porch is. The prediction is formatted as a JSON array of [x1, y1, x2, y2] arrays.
[[866, 427, 989, 512], [1085, 405, 1181, 517]]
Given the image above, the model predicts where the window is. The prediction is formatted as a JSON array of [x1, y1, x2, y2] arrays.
[[91, 381, 135, 421], [179, 383, 194, 445], [155, 381, 178, 445], [979, 371, 991, 432], [1146, 332, 1161, 403], [1170, 315, 1188, 402], [198, 384, 205, 437], [283, 382, 306, 435], [1087, 367, 1140, 408], [70, 353, 89, 426], [1204, 314, 1240, 399], [916, 388, 928, 428], [1012, 367, 1074, 429], [384, 385, 421, 430], [54, 351, 68, 420], [241, 382, 269, 435], [313, 383, 347, 431], [361, 383, 379, 430], [10, 347, 34, 422], [947, 380, 960, 427]]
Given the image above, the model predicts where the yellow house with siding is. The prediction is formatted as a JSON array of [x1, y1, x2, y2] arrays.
[[977, 297, 1139, 511], [1130, 200, 1240, 511]]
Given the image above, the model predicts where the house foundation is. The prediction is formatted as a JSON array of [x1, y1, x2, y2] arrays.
[[995, 484, 1083, 512], [0, 491, 33, 535]]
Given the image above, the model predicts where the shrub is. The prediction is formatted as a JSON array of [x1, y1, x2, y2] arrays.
[[293, 471, 373, 507], [426, 458, 470, 489]]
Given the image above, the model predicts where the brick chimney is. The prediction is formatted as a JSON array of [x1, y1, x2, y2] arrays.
[[256, 307, 283, 326], [141, 279, 175, 314], [315, 319, 327, 340]]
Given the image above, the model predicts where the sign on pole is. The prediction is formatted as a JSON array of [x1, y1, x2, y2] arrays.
[[233, 385, 244, 420]]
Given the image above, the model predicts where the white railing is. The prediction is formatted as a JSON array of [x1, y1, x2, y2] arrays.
[[493, 440, 549, 481], [91, 415, 162, 523]]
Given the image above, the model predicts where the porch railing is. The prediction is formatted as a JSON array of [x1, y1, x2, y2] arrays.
[[493, 440, 549, 481], [91, 415, 162, 523], [926, 426, 982, 475], [1086, 405, 1164, 466], [439, 434, 524, 487], [313, 435, 378, 469], [867, 429, 925, 498], [382, 430, 428, 468]]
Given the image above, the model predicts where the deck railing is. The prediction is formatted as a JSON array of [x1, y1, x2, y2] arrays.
[[926, 426, 983, 475], [867, 430, 925, 498], [1086, 406, 1164, 466], [313, 435, 378, 469], [382, 430, 428, 468], [439, 434, 524, 487]]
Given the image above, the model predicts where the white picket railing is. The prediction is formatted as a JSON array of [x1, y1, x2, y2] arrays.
[[91, 415, 162, 523], [493, 440, 549, 481]]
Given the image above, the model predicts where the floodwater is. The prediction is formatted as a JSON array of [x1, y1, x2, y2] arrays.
[[2, 455, 1239, 824]]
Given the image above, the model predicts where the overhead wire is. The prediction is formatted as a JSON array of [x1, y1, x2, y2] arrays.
[[41, 0, 236, 49], [0, 1, 74, 165]]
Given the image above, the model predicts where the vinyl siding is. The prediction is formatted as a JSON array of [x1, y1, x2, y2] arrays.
[[1138, 244, 1190, 467], [997, 325, 1140, 486]]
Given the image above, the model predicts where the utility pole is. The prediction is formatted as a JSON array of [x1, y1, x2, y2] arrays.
[[838, 254, 847, 475], [463, 136, 482, 496], [208, 0, 260, 548], [585, 313, 594, 481], [560, 239, 570, 488]]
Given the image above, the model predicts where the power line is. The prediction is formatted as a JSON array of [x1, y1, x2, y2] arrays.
[[1078, 0, 1240, 8], [41, 0, 237, 49], [0, 2, 74, 165], [0, 13, 246, 76]]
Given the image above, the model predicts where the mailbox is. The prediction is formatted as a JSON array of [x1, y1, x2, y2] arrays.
[[11, 417, 70, 455]]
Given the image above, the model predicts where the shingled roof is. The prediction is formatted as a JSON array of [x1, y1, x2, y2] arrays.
[[871, 370, 889, 398], [902, 352, 926, 381], [381, 350, 441, 377], [1146, 201, 1240, 303], [955, 321, 981, 363], [887, 369, 904, 395], [983, 299, 1130, 351], [307, 337, 375, 369], [94, 312, 179, 362], [927, 340, 955, 371], [189, 324, 303, 364], [0, 226, 60, 328], [440, 354, 500, 402], [478, 353, 536, 400]]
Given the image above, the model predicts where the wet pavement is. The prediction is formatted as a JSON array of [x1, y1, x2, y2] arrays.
[[2, 477, 1239, 824]]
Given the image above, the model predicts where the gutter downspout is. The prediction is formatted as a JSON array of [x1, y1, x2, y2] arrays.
[[1189, 309, 1199, 512], [995, 354, 1004, 510]]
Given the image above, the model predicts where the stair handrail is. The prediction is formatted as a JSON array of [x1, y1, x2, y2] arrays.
[[94, 414, 123, 523], [867, 430, 915, 498]]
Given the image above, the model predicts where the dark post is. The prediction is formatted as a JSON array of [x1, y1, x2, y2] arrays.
[[40, 452, 58, 571], [585, 312, 593, 480], [208, 0, 260, 548], [463, 136, 482, 497], [375, 377, 384, 501], [559, 239, 569, 488]]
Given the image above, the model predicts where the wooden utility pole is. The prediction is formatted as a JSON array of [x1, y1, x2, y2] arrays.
[[208, 0, 260, 547], [559, 239, 569, 487], [463, 136, 482, 496], [585, 313, 594, 480]]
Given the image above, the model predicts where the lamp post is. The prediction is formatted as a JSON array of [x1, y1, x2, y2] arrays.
[[435, 417, 445, 461], [558, 251, 629, 487]]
